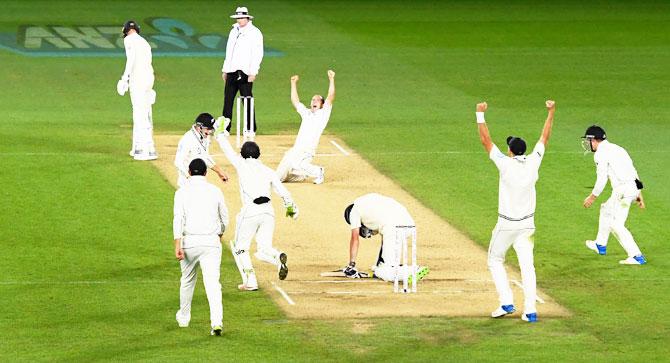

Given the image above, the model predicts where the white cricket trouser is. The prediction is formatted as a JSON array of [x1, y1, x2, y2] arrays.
[[129, 76, 156, 155], [488, 222, 536, 314], [176, 243, 223, 327], [374, 225, 420, 282], [276, 148, 321, 182], [594, 184, 642, 257], [230, 212, 282, 288]]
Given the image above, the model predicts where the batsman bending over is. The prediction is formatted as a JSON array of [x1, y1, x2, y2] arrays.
[[342, 193, 429, 284]]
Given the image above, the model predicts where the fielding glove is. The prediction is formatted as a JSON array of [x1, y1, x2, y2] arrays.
[[214, 116, 231, 138]]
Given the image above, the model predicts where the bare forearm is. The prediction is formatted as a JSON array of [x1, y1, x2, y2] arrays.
[[478, 123, 493, 153], [290, 83, 300, 106], [349, 234, 359, 262], [540, 111, 555, 146], [326, 78, 335, 103]]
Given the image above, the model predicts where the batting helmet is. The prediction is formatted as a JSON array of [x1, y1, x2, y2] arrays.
[[122, 20, 140, 37], [195, 113, 216, 129], [344, 204, 373, 238], [583, 125, 607, 140]]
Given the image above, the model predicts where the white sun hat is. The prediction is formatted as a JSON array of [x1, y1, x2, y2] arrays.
[[230, 6, 254, 19]]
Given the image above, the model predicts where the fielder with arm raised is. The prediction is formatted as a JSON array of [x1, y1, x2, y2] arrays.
[[276, 70, 336, 184], [477, 100, 555, 323], [214, 121, 298, 291], [173, 159, 229, 336], [116, 20, 158, 161], [341, 193, 429, 284], [174, 113, 229, 187], [582, 125, 647, 265]]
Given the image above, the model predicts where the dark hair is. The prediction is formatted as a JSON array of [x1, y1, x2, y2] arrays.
[[240, 141, 260, 159], [344, 204, 354, 224], [506, 136, 527, 156], [189, 158, 207, 176]]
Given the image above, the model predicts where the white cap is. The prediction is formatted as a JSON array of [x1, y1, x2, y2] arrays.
[[230, 6, 254, 19]]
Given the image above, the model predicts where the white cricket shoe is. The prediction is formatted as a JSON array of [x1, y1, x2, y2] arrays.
[[175, 311, 190, 328], [313, 167, 325, 185], [134, 153, 158, 161], [238, 284, 259, 291], [585, 240, 607, 255], [491, 304, 516, 318], [619, 255, 647, 265]]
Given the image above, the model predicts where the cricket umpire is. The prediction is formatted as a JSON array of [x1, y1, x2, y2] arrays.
[[173, 159, 229, 336], [221, 6, 263, 134]]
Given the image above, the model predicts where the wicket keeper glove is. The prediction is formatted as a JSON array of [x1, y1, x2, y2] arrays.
[[286, 204, 299, 220]]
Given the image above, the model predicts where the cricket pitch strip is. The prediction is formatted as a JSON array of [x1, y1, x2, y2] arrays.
[[153, 134, 569, 319]]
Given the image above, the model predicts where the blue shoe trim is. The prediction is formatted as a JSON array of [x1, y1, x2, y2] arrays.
[[596, 244, 607, 255], [502, 304, 515, 313], [633, 255, 647, 264], [525, 313, 538, 322]]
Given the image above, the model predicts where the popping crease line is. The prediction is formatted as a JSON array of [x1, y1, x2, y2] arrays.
[[271, 281, 296, 306], [330, 140, 350, 156]]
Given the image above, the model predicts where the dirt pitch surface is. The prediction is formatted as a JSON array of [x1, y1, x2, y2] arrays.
[[154, 134, 569, 320]]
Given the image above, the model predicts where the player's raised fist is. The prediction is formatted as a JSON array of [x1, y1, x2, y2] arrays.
[[476, 102, 488, 112], [290, 75, 299, 82], [327, 70, 335, 79], [546, 100, 555, 110]]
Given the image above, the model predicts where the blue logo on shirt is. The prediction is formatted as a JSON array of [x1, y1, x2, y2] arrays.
[[0, 18, 283, 58]]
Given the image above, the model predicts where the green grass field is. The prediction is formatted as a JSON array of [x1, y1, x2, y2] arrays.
[[1, 1, 669, 361]]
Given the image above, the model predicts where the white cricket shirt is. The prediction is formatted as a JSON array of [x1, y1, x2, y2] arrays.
[[173, 176, 229, 247], [216, 135, 294, 217], [591, 140, 639, 196], [348, 193, 414, 236], [122, 33, 153, 84], [490, 142, 545, 226], [174, 127, 216, 178], [222, 21, 263, 76], [293, 103, 332, 153]]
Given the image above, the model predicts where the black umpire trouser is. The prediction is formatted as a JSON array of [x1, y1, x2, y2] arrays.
[[222, 70, 257, 133]]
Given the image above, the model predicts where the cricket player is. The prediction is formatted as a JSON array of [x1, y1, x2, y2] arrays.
[[116, 20, 157, 161], [276, 70, 336, 184], [476, 100, 555, 323], [214, 121, 298, 291], [342, 193, 429, 284], [221, 6, 263, 135], [174, 113, 229, 187], [582, 125, 647, 265], [173, 158, 229, 336]]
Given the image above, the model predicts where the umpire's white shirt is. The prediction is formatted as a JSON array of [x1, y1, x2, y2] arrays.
[[216, 135, 294, 217], [122, 33, 153, 84], [173, 176, 229, 248], [348, 193, 414, 236], [293, 103, 332, 154], [222, 21, 263, 76], [490, 142, 545, 228], [591, 140, 639, 196], [174, 128, 216, 178]]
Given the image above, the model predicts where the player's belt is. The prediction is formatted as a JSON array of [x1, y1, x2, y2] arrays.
[[498, 213, 534, 222], [253, 196, 270, 204]]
